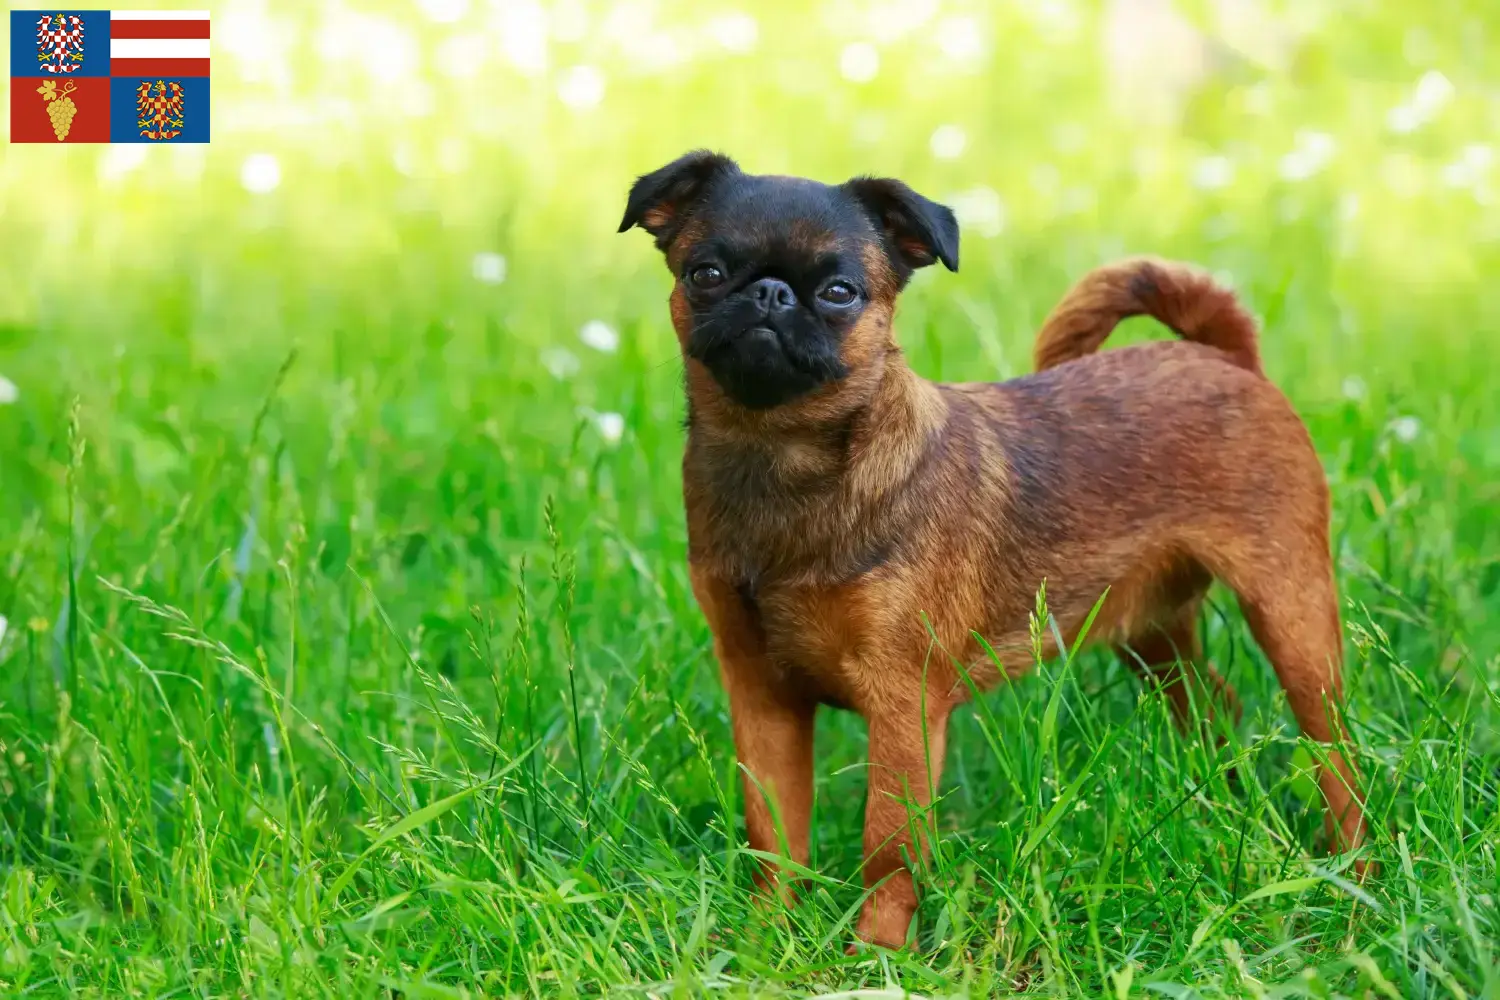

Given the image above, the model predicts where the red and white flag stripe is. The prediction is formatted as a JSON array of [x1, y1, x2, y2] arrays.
[[109, 10, 210, 78]]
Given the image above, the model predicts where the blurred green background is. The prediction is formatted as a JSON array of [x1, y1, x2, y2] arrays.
[[1, 0, 1498, 996]]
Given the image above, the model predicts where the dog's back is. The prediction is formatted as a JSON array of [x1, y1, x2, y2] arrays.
[[942, 340, 1322, 645]]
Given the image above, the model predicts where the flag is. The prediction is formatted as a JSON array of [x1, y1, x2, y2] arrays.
[[9, 10, 210, 144]]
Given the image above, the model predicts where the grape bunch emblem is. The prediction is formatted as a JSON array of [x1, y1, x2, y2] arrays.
[[36, 80, 78, 142]]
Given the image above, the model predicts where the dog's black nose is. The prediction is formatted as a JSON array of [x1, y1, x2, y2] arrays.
[[749, 277, 797, 313]]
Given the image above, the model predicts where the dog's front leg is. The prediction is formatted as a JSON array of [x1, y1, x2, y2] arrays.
[[855, 695, 951, 949], [690, 568, 815, 901]]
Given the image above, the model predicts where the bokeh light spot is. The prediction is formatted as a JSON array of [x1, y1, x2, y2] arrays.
[[240, 153, 282, 194], [840, 43, 879, 83]]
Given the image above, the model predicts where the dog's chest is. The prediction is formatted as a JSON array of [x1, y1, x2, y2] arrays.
[[690, 491, 876, 593], [751, 583, 868, 704]]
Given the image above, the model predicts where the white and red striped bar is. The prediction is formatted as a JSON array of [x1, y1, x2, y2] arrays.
[[109, 11, 210, 77]]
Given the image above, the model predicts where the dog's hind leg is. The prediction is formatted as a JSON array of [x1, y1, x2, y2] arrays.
[[1116, 599, 1242, 735], [1216, 543, 1369, 858]]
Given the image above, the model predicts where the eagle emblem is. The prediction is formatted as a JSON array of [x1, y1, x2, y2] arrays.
[[36, 13, 86, 74], [135, 80, 186, 141]]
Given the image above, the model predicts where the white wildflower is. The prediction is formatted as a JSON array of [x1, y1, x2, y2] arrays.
[[1391, 416, 1421, 443], [471, 252, 507, 285], [594, 411, 625, 444], [541, 347, 580, 380], [579, 320, 619, 354], [0, 374, 17, 405]]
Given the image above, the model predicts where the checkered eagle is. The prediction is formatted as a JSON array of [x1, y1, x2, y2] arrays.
[[135, 80, 186, 141], [36, 13, 86, 74]]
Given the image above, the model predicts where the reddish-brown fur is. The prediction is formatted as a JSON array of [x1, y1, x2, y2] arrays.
[[1033, 256, 1263, 375], [671, 250, 1366, 948]]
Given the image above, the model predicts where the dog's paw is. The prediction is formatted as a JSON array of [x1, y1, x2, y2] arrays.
[[852, 899, 916, 951]]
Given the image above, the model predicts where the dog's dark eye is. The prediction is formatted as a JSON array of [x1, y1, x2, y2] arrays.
[[819, 282, 857, 306], [689, 265, 725, 289]]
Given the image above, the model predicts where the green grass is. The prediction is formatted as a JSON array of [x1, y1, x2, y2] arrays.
[[2, 2, 1499, 996]]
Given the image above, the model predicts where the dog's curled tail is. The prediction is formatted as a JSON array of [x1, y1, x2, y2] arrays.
[[1032, 257, 1262, 375]]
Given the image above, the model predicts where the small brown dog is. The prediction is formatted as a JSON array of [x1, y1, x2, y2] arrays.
[[620, 151, 1367, 949]]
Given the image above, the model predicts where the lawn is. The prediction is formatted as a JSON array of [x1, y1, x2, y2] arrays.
[[1, 1, 1498, 996]]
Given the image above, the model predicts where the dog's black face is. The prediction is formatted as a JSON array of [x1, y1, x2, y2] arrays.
[[674, 176, 877, 410], [620, 151, 959, 411]]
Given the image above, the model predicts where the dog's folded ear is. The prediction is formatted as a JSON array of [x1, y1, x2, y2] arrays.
[[842, 177, 960, 276], [619, 150, 739, 250]]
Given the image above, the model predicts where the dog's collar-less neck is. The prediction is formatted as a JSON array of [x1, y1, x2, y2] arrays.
[[687, 347, 929, 462], [683, 348, 949, 588]]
